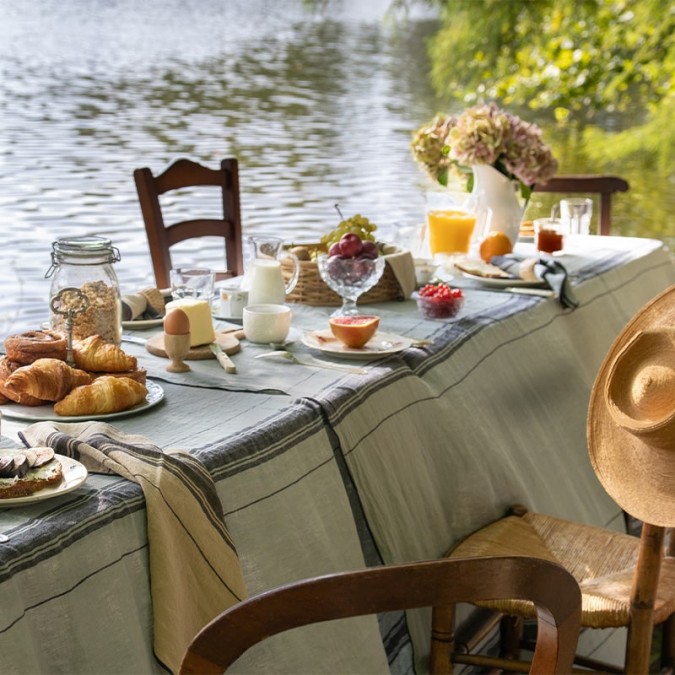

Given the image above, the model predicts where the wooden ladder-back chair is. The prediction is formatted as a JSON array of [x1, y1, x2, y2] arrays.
[[440, 285, 675, 675], [179, 556, 582, 675], [533, 174, 629, 235], [134, 158, 244, 289]]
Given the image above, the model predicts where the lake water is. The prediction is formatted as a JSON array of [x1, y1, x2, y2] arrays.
[[0, 0, 671, 334]]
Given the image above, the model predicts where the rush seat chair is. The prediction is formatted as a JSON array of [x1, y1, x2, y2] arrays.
[[179, 555, 582, 675], [134, 158, 244, 289], [441, 286, 675, 675]]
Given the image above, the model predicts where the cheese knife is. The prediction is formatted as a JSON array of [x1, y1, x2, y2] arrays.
[[210, 343, 237, 374]]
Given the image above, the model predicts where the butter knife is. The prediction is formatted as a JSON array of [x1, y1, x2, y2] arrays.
[[210, 343, 237, 373]]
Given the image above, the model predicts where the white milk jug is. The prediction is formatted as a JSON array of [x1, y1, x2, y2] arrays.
[[245, 236, 300, 305]]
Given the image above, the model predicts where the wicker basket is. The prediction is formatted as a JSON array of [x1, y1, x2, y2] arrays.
[[280, 243, 411, 306]]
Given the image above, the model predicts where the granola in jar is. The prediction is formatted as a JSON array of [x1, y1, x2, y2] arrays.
[[46, 236, 122, 345]]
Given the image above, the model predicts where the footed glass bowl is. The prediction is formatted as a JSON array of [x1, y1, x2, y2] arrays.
[[317, 254, 385, 316]]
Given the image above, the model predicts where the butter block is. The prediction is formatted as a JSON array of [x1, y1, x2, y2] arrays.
[[164, 298, 215, 347]]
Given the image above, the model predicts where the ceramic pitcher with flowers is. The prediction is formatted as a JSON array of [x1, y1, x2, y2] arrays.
[[471, 164, 524, 245], [411, 103, 559, 247]]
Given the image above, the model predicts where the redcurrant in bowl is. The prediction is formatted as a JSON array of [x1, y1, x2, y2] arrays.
[[415, 283, 464, 320]]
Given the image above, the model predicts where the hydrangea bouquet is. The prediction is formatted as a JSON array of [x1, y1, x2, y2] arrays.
[[411, 103, 558, 199]]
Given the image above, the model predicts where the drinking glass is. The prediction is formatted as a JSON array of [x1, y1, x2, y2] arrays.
[[317, 255, 385, 317], [560, 198, 593, 236], [424, 190, 486, 271], [534, 217, 564, 254], [169, 267, 215, 300]]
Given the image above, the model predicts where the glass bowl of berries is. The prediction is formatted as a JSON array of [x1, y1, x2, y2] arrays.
[[415, 282, 464, 320]]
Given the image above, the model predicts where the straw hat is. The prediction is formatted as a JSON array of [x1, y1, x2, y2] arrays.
[[587, 285, 675, 526]]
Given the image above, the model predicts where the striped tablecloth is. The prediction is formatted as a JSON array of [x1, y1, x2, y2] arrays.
[[0, 236, 672, 674]]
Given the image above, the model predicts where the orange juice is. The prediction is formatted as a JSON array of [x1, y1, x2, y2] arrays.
[[427, 209, 477, 255]]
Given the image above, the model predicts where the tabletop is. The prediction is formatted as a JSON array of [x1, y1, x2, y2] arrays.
[[0, 236, 673, 674]]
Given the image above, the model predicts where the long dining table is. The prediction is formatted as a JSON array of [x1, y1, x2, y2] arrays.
[[0, 235, 673, 674]]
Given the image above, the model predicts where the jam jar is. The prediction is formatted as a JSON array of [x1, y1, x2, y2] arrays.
[[46, 236, 123, 345]]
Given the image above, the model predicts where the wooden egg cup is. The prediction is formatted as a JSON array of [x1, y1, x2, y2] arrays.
[[164, 332, 191, 373]]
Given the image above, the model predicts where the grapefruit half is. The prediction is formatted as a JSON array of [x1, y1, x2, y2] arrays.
[[328, 315, 380, 348]]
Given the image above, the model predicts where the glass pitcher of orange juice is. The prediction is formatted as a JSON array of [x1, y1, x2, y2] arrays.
[[425, 190, 479, 258]]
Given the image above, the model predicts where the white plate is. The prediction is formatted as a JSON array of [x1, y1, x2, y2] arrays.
[[121, 318, 164, 330], [1, 381, 165, 423], [302, 331, 412, 360], [0, 453, 88, 507], [461, 272, 546, 288]]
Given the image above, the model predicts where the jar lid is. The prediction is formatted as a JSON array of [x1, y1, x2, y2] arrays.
[[46, 236, 121, 276], [52, 235, 120, 259]]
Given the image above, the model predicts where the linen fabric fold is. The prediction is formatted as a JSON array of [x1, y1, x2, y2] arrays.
[[19, 420, 248, 674], [491, 254, 579, 309]]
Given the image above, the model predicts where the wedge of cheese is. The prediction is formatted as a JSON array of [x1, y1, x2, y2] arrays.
[[164, 298, 215, 347]]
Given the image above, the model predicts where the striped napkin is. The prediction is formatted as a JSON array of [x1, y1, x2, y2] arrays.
[[19, 421, 248, 674], [491, 254, 579, 309]]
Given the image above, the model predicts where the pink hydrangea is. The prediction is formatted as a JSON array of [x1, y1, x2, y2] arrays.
[[412, 103, 558, 188]]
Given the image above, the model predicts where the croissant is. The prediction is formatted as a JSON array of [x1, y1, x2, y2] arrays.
[[73, 335, 137, 373], [4, 358, 92, 402], [0, 356, 47, 406], [54, 376, 147, 416]]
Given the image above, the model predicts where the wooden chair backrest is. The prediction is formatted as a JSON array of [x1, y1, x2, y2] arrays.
[[179, 555, 581, 675], [133, 158, 244, 288], [533, 174, 629, 235]]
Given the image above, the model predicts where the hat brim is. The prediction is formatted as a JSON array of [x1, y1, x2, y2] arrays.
[[587, 284, 675, 527]]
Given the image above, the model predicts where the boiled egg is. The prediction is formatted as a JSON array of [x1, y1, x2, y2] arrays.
[[164, 308, 190, 335]]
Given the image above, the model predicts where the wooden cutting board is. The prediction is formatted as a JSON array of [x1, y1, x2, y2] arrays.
[[146, 330, 244, 360]]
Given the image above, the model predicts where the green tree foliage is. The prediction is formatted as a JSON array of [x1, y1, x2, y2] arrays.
[[413, 0, 673, 244], [426, 0, 673, 119]]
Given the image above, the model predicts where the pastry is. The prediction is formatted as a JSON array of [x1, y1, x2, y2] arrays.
[[0, 356, 47, 406], [73, 335, 137, 372], [518, 258, 540, 282], [93, 368, 147, 385], [454, 259, 512, 279], [54, 376, 147, 416], [139, 287, 166, 318], [0, 448, 63, 499], [4, 358, 92, 402], [4, 330, 67, 365]]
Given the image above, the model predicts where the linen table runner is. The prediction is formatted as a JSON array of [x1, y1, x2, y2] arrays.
[[19, 420, 248, 674]]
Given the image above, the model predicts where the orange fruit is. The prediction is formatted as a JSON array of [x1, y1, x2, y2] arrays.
[[328, 315, 380, 348], [479, 231, 513, 262]]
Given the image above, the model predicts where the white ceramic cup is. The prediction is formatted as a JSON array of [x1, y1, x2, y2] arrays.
[[243, 304, 291, 344], [219, 288, 248, 319]]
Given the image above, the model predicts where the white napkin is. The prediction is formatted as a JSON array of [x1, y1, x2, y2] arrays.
[[382, 245, 416, 299]]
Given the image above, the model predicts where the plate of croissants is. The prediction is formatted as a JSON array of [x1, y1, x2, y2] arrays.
[[0, 330, 164, 421]]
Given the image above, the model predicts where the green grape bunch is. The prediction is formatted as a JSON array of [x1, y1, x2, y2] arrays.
[[320, 204, 377, 248]]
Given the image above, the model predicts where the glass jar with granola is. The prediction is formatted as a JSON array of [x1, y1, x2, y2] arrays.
[[46, 236, 122, 345]]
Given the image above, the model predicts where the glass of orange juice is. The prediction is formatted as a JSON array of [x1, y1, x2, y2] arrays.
[[425, 190, 478, 259]]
